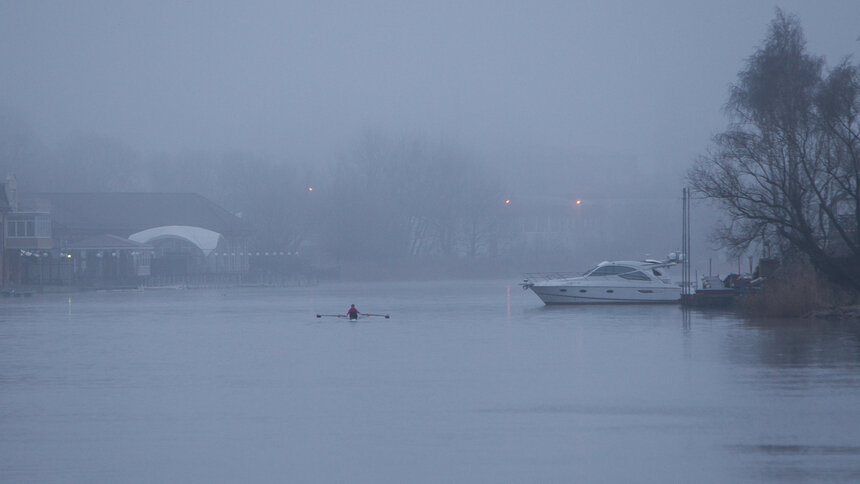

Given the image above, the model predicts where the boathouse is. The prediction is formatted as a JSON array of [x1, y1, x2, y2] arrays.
[[3, 191, 251, 287]]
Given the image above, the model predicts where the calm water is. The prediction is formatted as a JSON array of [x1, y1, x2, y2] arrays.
[[2, 281, 860, 483]]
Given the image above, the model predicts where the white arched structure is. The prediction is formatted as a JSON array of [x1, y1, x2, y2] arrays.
[[129, 226, 223, 256]]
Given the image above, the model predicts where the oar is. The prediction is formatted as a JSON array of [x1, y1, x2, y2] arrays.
[[363, 313, 391, 319], [316, 314, 346, 318]]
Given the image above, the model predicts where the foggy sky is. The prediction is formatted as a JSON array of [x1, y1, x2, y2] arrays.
[[1, 1, 858, 170]]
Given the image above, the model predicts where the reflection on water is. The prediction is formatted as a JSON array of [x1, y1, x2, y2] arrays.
[[731, 444, 860, 456], [732, 317, 860, 367], [1, 281, 860, 483]]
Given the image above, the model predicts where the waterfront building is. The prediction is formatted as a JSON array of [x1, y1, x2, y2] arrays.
[[2, 188, 251, 288]]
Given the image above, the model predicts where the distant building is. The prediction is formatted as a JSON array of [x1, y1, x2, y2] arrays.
[[0, 176, 53, 287], [2, 189, 251, 288], [0, 177, 11, 285]]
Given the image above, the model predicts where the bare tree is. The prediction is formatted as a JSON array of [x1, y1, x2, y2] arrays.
[[689, 10, 860, 287], [319, 133, 506, 269]]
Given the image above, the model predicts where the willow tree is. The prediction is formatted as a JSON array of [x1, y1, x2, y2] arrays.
[[689, 10, 860, 288]]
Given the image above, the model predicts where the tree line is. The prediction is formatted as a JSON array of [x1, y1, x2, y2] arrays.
[[0, 116, 509, 274]]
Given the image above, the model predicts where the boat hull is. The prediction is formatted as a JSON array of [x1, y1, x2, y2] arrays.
[[529, 284, 681, 304]]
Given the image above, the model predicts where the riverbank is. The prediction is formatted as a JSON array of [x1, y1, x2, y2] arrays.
[[734, 261, 860, 319]]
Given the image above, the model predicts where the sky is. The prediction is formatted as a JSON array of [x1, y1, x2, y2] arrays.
[[1, 1, 858, 170]]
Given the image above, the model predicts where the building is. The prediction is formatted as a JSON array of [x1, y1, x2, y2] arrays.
[[2, 188, 251, 288], [1, 176, 55, 286], [0, 178, 10, 284]]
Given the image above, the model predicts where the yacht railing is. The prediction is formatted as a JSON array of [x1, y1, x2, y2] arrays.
[[522, 272, 584, 283]]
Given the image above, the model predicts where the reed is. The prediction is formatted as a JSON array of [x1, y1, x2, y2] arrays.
[[738, 261, 843, 318]]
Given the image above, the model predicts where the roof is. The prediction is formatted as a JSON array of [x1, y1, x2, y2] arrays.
[[65, 234, 152, 251], [24, 192, 251, 237], [129, 225, 221, 255]]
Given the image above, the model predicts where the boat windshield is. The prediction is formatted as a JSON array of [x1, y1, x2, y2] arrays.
[[588, 265, 638, 277], [585, 265, 654, 281]]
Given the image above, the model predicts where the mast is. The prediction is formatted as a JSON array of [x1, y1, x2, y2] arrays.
[[681, 188, 692, 301]]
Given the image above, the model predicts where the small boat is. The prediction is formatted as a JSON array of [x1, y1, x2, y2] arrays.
[[521, 257, 681, 304], [316, 313, 390, 320]]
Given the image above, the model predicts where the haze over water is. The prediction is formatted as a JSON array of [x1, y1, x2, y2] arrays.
[[2, 281, 860, 483]]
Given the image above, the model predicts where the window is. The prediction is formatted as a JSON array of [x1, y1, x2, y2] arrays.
[[6, 220, 31, 237], [589, 265, 636, 277], [620, 271, 651, 281], [36, 216, 51, 236], [5, 214, 50, 238], [589, 265, 652, 281]]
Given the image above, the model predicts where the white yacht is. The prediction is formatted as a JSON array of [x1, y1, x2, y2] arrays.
[[521, 258, 681, 304]]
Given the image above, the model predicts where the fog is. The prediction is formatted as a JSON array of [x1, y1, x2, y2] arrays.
[[1, 1, 859, 278]]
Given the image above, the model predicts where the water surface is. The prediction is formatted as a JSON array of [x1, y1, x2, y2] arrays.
[[2, 281, 860, 483]]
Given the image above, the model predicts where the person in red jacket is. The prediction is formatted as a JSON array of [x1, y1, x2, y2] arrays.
[[347, 304, 360, 321]]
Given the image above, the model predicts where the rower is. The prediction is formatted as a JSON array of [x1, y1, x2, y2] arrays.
[[347, 304, 360, 321]]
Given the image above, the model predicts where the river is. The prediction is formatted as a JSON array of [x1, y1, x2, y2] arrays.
[[2, 280, 860, 483]]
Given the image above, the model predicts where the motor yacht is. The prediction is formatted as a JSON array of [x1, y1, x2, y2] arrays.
[[521, 257, 681, 304]]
